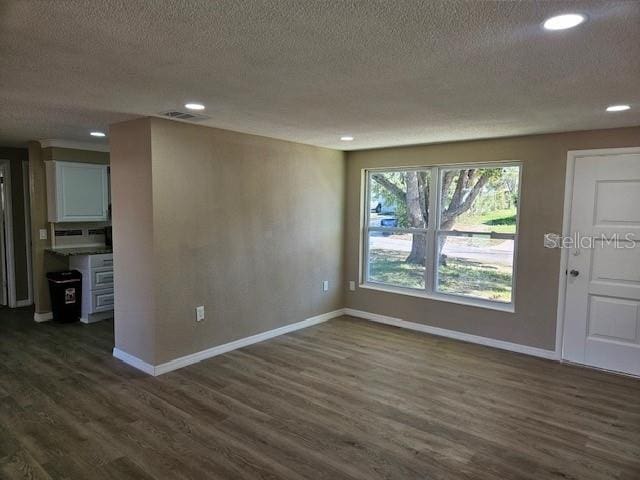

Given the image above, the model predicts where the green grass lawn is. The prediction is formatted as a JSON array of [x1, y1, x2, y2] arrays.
[[369, 249, 426, 289], [453, 208, 517, 234], [437, 258, 512, 302], [369, 249, 512, 302]]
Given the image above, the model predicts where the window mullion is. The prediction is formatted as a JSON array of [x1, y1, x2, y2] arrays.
[[367, 227, 428, 234], [436, 230, 516, 240], [425, 166, 439, 294], [362, 170, 372, 284]]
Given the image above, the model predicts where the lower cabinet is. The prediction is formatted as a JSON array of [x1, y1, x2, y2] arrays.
[[69, 253, 114, 323], [92, 290, 115, 312]]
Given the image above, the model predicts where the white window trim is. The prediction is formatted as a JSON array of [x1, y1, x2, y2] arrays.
[[360, 161, 522, 312]]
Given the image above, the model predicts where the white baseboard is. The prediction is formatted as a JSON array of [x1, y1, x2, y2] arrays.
[[112, 306, 560, 376], [80, 311, 114, 324], [344, 308, 560, 360], [16, 299, 33, 308], [113, 309, 344, 376], [112, 348, 156, 375], [34, 311, 53, 323]]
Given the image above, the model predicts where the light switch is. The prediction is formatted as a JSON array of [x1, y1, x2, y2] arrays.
[[349, 281, 356, 291], [39, 229, 48, 240], [195, 305, 205, 322], [323, 280, 329, 292]]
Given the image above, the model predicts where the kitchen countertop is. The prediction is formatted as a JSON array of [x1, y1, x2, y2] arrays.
[[46, 247, 113, 257]]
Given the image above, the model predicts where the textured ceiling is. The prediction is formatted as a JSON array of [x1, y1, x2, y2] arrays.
[[1, 0, 639, 150]]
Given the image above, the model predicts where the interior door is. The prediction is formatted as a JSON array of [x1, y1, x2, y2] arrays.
[[563, 150, 640, 376]]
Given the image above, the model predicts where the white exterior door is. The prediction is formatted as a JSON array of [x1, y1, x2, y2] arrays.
[[563, 149, 640, 376]]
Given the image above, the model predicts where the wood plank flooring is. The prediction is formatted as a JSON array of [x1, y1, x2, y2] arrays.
[[1, 306, 639, 479]]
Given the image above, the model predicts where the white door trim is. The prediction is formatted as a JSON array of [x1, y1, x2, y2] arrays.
[[556, 147, 640, 360], [21, 160, 33, 306], [0, 159, 16, 307]]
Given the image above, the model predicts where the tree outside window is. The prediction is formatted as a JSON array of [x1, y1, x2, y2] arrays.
[[365, 164, 520, 304]]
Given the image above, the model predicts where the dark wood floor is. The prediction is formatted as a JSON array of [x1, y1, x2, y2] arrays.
[[1, 306, 639, 480]]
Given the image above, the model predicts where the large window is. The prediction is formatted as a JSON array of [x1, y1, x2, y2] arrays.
[[363, 163, 520, 308]]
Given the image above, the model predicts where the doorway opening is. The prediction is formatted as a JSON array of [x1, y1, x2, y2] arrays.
[[0, 159, 16, 307]]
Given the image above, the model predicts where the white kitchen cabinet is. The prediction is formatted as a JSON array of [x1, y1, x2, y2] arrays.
[[46, 161, 109, 222]]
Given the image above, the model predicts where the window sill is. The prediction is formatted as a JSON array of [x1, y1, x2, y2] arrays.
[[358, 283, 515, 313]]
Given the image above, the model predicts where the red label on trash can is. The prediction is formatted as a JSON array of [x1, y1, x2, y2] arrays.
[[64, 288, 76, 304]]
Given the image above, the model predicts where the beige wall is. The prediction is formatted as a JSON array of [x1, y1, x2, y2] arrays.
[[27, 144, 110, 314], [345, 126, 640, 350], [110, 117, 346, 365], [107, 120, 640, 362], [27, 142, 49, 313], [0, 147, 29, 302], [110, 119, 156, 363]]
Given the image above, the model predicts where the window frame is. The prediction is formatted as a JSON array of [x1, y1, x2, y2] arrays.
[[360, 161, 522, 312]]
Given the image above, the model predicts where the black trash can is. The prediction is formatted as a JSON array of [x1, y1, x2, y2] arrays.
[[46, 270, 82, 323]]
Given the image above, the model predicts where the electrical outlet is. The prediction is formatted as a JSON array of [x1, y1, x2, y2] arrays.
[[39, 229, 48, 240], [195, 305, 205, 322], [349, 281, 356, 291], [323, 280, 329, 292]]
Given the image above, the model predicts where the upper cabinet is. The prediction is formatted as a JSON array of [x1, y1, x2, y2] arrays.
[[46, 161, 109, 222]]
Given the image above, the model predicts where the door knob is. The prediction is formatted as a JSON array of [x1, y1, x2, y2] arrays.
[[569, 269, 580, 277]]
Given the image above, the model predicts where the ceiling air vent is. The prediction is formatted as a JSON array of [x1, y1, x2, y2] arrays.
[[159, 110, 210, 122]]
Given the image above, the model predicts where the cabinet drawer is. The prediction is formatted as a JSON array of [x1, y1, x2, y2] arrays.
[[89, 254, 113, 268], [92, 289, 114, 313], [91, 268, 114, 290]]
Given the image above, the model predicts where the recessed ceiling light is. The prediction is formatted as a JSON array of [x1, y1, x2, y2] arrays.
[[606, 104, 631, 112], [184, 103, 205, 110], [340, 136, 354, 141], [543, 13, 586, 30], [90, 131, 106, 137]]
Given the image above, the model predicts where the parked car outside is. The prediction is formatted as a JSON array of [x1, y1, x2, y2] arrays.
[[370, 198, 395, 214]]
